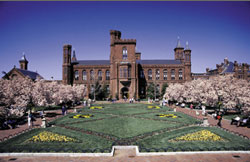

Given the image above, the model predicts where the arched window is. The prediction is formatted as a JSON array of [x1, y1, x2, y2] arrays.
[[74, 70, 79, 80], [106, 70, 110, 80], [148, 69, 152, 80], [82, 70, 87, 80], [98, 70, 102, 80], [171, 69, 175, 80], [90, 70, 94, 80], [163, 69, 167, 80], [179, 69, 183, 80], [156, 69, 160, 80], [122, 47, 127, 60]]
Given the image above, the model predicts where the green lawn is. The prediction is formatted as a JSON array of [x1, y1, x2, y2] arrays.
[[136, 126, 250, 151], [70, 116, 183, 138], [1, 103, 249, 153]]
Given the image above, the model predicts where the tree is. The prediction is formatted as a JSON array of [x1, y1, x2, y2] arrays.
[[146, 83, 160, 99], [164, 74, 250, 113], [161, 83, 168, 98]]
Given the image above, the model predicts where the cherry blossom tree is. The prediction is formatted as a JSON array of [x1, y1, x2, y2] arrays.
[[164, 75, 250, 113], [0, 78, 86, 119]]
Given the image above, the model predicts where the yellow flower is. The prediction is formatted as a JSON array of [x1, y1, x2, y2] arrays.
[[157, 114, 178, 118], [170, 130, 224, 142], [26, 131, 76, 143], [90, 106, 103, 109], [148, 106, 160, 109]]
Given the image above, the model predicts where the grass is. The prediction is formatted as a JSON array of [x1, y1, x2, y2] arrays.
[[1, 103, 249, 153], [136, 126, 250, 151], [0, 127, 113, 153], [70, 116, 183, 138]]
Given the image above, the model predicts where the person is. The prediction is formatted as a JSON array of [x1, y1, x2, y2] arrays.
[[62, 105, 66, 115], [217, 112, 223, 127], [83, 100, 87, 107], [190, 104, 193, 109], [39, 110, 45, 119], [28, 112, 34, 127]]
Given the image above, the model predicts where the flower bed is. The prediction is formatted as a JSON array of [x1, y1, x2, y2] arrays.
[[148, 105, 160, 109], [90, 106, 103, 109], [170, 130, 224, 142], [26, 131, 77, 143], [156, 114, 178, 118], [71, 114, 94, 119]]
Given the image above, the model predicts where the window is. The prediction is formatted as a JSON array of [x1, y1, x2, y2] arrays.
[[74, 70, 79, 80], [156, 69, 160, 80], [140, 70, 144, 78], [163, 69, 167, 80], [179, 69, 183, 80], [122, 47, 128, 60], [148, 69, 152, 80], [120, 67, 130, 78], [64, 57, 67, 63], [98, 70, 102, 80], [171, 69, 175, 80], [106, 70, 110, 80], [82, 70, 87, 80], [90, 70, 94, 80]]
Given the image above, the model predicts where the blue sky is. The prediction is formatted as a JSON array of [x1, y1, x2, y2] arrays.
[[1, 1, 250, 80]]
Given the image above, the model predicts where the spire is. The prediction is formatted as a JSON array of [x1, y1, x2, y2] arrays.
[[185, 41, 190, 50], [20, 52, 27, 61], [176, 36, 182, 48], [72, 49, 77, 62]]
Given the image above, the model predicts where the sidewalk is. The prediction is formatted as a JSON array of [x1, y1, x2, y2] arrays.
[[170, 105, 250, 139], [0, 109, 73, 142]]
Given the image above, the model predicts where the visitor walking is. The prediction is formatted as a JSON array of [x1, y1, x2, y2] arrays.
[[217, 112, 223, 127], [62, 104, 66, 115]]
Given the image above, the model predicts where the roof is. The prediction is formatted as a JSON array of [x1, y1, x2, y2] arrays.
[[16, 68, 43, 80], [136, 59, 182, 65], [221, 62, 234, 74], [74, 60, 110, 65]]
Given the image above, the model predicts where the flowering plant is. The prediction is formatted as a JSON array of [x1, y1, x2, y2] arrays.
[[26, 131, 77, 143], [170, 130, 224, 142], [148, 106, 160, 109], [90, 106, 103, 109], [156, 114, 178, 118], [71, 114, 93, 119]]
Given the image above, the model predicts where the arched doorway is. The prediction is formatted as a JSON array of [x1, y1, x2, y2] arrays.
[[121, 87, 129, 99]]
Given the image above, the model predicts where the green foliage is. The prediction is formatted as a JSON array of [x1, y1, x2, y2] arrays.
[[161, 83, 168, 98], [146, 83, 160, 99]]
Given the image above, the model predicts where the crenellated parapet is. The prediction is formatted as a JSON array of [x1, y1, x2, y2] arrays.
[[114, 39, 136, 44]]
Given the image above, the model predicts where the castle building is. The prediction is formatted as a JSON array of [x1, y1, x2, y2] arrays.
[[192, 58, 250, 81], [62, 30, 192, 99], [3, 54, 43, 80]]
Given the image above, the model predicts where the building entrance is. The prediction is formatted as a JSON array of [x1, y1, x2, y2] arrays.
[[121, 87, 129, 99]]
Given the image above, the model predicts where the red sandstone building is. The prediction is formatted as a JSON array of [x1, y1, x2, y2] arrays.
[[62, 30, 192, 99]]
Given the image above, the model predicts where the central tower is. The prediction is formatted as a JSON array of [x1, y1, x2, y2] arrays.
[[109, 30, 137, 99]]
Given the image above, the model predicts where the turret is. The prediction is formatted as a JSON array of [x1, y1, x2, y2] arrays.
[[174, 36, 184, 61], [62, 44, 72, 85], [72, 49, 77, 62], [184, 41, 191, 63], [110, 30, 121, 46], [19, 53, 28, 70]]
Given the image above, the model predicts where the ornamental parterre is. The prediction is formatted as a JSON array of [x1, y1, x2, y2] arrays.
[[170, 130, 224, 142], [90, 106, 103, 109], [71, 114, 94, 119], [148, 105, 161, 109], [156, 114, 178, 118], [26, 131, 77, 143]]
